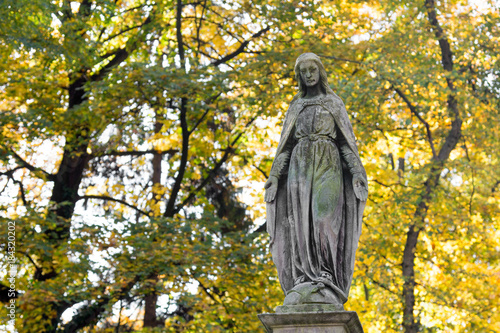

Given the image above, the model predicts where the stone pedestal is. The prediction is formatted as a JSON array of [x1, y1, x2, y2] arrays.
[[258, 311, 364, 333]]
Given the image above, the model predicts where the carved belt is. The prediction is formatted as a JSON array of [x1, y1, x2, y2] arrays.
[[298, 134, 335, 142]]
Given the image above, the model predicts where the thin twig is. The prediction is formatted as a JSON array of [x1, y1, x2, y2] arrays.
[[252, 164, 268, 179], [393, 87, 437, 159], [78, 195, 149, 216], [6, 148, 55, 181]]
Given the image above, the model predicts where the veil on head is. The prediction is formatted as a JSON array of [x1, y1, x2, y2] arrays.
[[294, 53, 335, 98]]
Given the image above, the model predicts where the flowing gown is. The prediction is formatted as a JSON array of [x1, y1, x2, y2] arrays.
[[267, 94, 366, 303], [287, 103, 345, 288]]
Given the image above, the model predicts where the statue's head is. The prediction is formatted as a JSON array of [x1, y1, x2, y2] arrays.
[[294, 53, 331, 98]]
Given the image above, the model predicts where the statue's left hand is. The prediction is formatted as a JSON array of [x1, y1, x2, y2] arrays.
[[264, 176, 278, 202], [352, 173, 368, 202]]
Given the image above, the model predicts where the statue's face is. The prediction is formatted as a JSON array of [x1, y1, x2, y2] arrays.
[[299, 60, 320, 88]]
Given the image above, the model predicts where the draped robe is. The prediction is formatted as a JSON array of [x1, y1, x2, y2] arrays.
[[266, 92, 367, 303]]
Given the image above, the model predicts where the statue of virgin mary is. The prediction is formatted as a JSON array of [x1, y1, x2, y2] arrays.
[[265, 53, 368, 309]]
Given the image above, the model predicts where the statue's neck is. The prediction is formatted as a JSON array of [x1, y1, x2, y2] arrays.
[[304, 84, 322, 99]]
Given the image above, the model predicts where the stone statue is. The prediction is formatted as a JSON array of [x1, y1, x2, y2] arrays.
[[264, 53, 368, 311]]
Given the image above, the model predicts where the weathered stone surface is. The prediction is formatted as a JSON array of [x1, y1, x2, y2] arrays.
[[264, 53, 368, 307], [258, 52, 365, 333], [276, 303, 344, 314], [258, 311, 364, 333], [281, 282, 344, 308]]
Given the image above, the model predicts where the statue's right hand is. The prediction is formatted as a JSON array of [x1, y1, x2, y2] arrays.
[[264, 176, 278, 202]]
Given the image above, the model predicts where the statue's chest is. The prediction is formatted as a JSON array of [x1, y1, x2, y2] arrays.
[[295, 105, 336, 137]]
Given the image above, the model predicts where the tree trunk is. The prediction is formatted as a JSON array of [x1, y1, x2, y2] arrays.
[[143, 275, 160, 327], [401, 1, 462, 331], [36, 74, 91, 332], [144, 111, 163, 327]]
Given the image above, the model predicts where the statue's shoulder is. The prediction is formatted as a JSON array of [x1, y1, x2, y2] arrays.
[[289, 93, 302, 106], [281, 93, 302, 129], [322, 93, 345, 110], [285, 94, 303, 116], [322, 93, 357, 138]]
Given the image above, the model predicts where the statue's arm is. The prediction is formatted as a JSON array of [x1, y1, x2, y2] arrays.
[[338, 137, 364, 176], [265, 129, 295, 203], [269, 151, 290, 180], [338, 133, 368, 201], [269, 129, 295, 180]]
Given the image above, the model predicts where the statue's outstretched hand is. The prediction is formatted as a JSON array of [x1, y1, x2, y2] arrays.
[[352, 173, 368, 202], [264, 176, 278, 202]]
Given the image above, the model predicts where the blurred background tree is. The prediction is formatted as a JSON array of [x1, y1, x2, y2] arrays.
[[0, 0, 498, 332]]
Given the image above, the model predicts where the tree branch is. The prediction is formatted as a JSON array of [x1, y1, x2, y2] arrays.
[[12, 178, 28, 206], [195, 0, 208, 57], [5, 148, 55, 181], [491, 180, 500, 194], [253, 222, 267, 234], [91, 149, 178, 158], [0, 283, 18, 303], [189, 108, 211, 135], [393, 87, 437, 158], [176, 0, 186, 69], [194, 277, 220, 303], [78, 195, 149, 216], [91, 12, 154, 82], [462, 139, 475, 216], [90, 48, 129, 82], [425, 0, 453, 72], [164, 98, 189, 217], [362, 268, 399, 296], [252, 163, 268, 179], [19, 250, 41, 271], [78, 0, 92, 18], [164, 2, 189, 218], [102, 18, 159, 43], [0, 166, 23, 177], [173, 115, 258, 215], [62, 276, 140, 332], [188, 92, 222, 134], [210, 25, 270, 67]]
